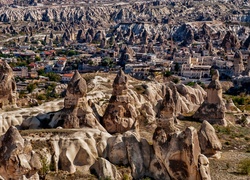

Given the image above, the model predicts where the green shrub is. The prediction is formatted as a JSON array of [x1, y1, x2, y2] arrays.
[[238, 159, 250, 175], [37, 94, 46, 100], [39, 157, 50, 176], [172, 77, 180, 84], [163, 70, 172, 77], [123, 174, 130, 180]]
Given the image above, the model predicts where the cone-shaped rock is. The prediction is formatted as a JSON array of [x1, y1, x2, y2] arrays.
[[0, 59, 17, 109], [193, 70, 227, 126], [49, 71, 106, 131], [103, 69, 138, 133]]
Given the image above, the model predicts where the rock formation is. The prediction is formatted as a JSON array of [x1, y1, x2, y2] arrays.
[[153, 126, 204, 180], [0, 126, 41, 179], [158, 82, 206, 117], [221, 31, 240, 52], [157, 86, 179, 134], [193, 70, 227, 126], [90, 158, 122, 180], [198, 120, 222, 158], [48, 71, 106, 131], [198, 154, 211, 180], [106, 131, 170, 179], [225, 99, 241, 113], [0, 59, 17, 109], [233, 50, 245, 76], [102, 70, 138, 134]]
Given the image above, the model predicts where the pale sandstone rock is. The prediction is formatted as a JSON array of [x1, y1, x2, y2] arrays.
[[157, 86, 179, 134], [0, 59, 17, 109], [225, 99, 241, 113], [153, 127, 202, 180], [193, 70, 227, 126], [106, 131, 170, 180], [27, 128, 112, 175], [90, 157, 122, 180], [103, 70, 138, 133], [0, 126, 41, 179], [198, 121, 222, 158], [199, 154, 211, 180], [49, 71, 106, 131], [233, 51, 245, 76]]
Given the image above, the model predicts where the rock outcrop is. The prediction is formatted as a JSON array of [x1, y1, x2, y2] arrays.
[[198, 121, 222, 158], [221, 31, 240, 52], [0, 59, 17, 109], [90, 158, 122, 180], [193, 70, 227, 126], [102, 70, 138, 134], [225, 99, 241, 113], [153, 126, 203, 180], [233, 50, 245, 76], [198, 154, 211, 180], [106, 131, 170, 180], [157, 82, 206, 119], [0, 126, 41, 179], [49, 71, 106, 131]]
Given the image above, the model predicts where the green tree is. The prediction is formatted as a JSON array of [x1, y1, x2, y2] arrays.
[[101, 57, 113, 67], [47, 72, 61, 82], [163, 70, 172, 77], [37, 69, 45, 76], [35, 56, 41, 62], [174, 63, 180, 72], [27, 83, 37, 93]]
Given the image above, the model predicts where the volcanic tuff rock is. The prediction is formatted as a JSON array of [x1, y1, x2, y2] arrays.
[[173, 24, 194, 45], [102, 70, 138, 134], [23, 128, 112, 175], [20, 71, 106, 131], [0, 59, 17, 109], [49, 71, 106, 131], [193, 70, 227, 126], [153, 126, 203, 180], [233, 50, 245, 76], [0, 126, 41, 179], [221, 31, 240, 52], [198, 120, 222, 158], [159, 82, 206, 117], [106, 131, 171, 180], [225, 99, 241, 113], [90, 157, 122, 180], [198, 154, 211, 180]]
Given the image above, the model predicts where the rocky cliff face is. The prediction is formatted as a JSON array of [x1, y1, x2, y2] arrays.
[[193, 70, 227, 126], [0, 59, 17, 109]]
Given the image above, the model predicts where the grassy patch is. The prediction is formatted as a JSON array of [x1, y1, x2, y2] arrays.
[[214, 125, 250, 151], [238, 159, 250, 175]]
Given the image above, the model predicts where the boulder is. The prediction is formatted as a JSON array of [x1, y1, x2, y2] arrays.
[[90, 158, 122, 180], [198, 121, 222, 158], [0, 126, 41, 179], [198, 154, 211, 180]]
